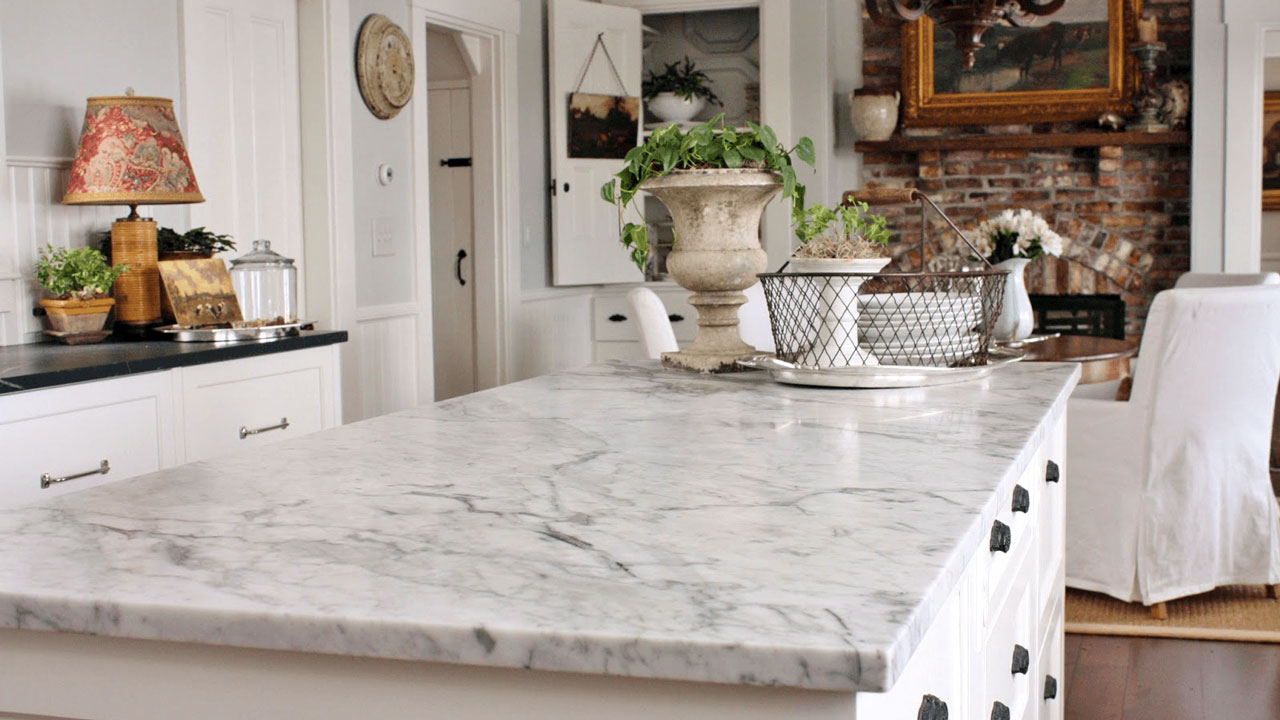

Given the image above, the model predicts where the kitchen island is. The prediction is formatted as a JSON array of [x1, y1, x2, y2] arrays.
[[0, 361, 1078, 720]]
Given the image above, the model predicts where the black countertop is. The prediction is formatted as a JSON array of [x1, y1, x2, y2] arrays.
[[0, 330, 347, 396]]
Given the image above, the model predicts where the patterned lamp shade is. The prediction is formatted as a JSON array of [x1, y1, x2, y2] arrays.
[[62, 95, 204, 206]]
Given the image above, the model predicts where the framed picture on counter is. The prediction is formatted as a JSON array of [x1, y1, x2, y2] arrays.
[[900, 0, 1139, 126], [1264, 92, 1280, 211]]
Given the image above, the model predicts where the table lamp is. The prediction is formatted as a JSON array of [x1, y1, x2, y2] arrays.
[[62, 92, 204, 329]]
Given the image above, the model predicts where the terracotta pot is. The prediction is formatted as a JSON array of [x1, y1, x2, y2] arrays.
[[39, 297, 115, 334], [641, 168, 780, 372]]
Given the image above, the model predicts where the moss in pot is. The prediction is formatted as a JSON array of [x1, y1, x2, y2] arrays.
[[35, 245, 128, 343], [601, 114, 814, 372], [786, 201, 892, 367]]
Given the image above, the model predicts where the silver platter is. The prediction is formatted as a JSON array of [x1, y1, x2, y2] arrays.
[[740, 347, 1025, 389], [155, 321, 305, 343]]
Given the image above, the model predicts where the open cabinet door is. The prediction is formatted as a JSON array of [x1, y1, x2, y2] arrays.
[[549, 0, 643, 286]]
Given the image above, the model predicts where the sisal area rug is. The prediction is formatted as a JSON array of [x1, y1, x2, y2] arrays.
[[1065, 586, 1280, 642]]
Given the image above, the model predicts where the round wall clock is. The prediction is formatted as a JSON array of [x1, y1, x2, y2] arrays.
[[356, 14, 414, 120]]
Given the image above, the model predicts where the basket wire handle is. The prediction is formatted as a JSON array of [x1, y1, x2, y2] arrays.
[[840, 189, 995, 270]]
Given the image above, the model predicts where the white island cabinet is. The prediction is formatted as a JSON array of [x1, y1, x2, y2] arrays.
[[0, 361, 1077, 720]]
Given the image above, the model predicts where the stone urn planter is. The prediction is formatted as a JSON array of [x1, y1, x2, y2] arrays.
[[641, 168, 781, 372]]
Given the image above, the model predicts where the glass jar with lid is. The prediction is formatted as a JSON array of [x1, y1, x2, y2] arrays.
[[229, 240, 297, 324]]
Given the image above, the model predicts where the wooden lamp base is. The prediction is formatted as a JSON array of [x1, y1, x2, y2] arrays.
[[110, 206, 161, 327]]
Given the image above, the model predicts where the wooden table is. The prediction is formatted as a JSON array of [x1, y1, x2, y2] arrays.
[[1015, 335, 1138, 384]]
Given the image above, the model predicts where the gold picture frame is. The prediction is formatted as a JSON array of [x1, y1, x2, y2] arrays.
[[1264, 93, 1280, 211], [901, 0, 1139, 126]]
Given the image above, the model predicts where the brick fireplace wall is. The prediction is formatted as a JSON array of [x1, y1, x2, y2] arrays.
[[858, 0, 1192, 332]]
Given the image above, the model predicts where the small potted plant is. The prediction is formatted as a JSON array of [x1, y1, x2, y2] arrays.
[[601, 114, 813, 371], [158, 226, 236, 260], [972, 208, 1065, 342], [787, 201, 893, 366], [643, 57, 722, 124], [35, 245, 128, 343]]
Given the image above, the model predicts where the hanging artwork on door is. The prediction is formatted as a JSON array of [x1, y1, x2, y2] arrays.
[[568, 93, 639, 158], [567, 33, 639, 159], [1264, 92, 1280, 211]]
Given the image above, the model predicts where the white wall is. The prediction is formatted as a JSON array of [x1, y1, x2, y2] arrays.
[[518, 0, 554, 291], [0, 0, 188, 346], [351, 0, 417, 308]]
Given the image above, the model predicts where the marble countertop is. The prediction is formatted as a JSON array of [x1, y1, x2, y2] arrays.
[[0, 330, 348, 395], [0, 361, 1078, 692]]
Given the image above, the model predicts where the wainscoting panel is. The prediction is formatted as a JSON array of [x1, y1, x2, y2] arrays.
[[513, 291, 594, 381], [1, 159, 124, 346], [352, 311, 420, 421]]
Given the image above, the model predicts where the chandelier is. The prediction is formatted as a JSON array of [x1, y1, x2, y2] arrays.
[[865, 0, 1067, 69]]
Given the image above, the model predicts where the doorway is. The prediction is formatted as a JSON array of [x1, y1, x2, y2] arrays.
[[427, 28, 477, 401]]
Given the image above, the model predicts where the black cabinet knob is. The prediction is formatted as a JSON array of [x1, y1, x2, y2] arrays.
[[1044, 674, 1059, 700], [668, 313, 684, 322], [990, 519, 1012, 553], [607, 313, 627, 322], [991, 701, 1010, 720], [917, 694, 948, 720], [1011, 644, 1030, 675], [1012, 485, 1030, 513], [1046, 459, 1060, 483]]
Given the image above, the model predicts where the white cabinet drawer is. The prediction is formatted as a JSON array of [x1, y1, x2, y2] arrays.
[[986, 444, 1044, 622], [856, 577, 969, 719], [179, 347, 335, 463], [1038, 419, 1067, 609], [0, 373, 175, 508], [593, 289, 696, 343], [983, 554, 1036, 720], [1037, 598, 1065, 720]]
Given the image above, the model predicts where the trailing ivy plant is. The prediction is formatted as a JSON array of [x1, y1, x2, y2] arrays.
[[642, 57, 722, 106], [36, 245, 128, 300], [600, 114, 815, 270]]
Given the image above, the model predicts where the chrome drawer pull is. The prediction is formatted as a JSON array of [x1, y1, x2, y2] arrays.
[[1012, 485, 1030, 513], [1011, 644, 1030, 675], [1046, 459, 1060, 483], [41, 460, 109, 489], [917, 694, 948, 720], [240, 417, 289, 439], [990, 519, 1012, 553], [1044, 674, 1059, 700]]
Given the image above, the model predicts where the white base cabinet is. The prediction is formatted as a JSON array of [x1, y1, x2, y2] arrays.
[[0, 345, 341, 508], [592, 282, 696, 361], [856, 415, 1068, 720]]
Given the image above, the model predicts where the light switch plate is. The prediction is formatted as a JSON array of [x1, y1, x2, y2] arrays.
[[372, 217, 394, 257]]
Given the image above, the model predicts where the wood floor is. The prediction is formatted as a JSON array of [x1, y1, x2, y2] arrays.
[[1064, 634, 1280, 720]]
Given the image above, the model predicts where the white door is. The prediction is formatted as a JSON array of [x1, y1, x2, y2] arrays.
[[428, 85, 476, 401], [548, 0, 644, 286]]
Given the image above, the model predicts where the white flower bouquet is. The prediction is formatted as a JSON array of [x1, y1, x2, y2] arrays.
[[972, 209, 1065, 263]]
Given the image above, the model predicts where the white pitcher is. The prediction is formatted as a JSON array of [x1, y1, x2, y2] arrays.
[[848, 91, 900, 142]]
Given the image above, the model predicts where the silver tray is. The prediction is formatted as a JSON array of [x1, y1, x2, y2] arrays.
[[739, 347, 1025, 389], [155, 321, 305, 343]]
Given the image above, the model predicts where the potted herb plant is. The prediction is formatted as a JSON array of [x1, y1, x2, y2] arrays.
[[642, 57, 722, 124], [158, 226, 236, 260], [601, 114, 813, 371], [972, 209, 1065, 342], [35, 245, 128, 343], [787, 201, 893, 366]]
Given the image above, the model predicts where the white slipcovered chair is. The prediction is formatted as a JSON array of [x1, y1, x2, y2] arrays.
[[1174, 272, 1280, 288], [1066, 285, 1280, 616], [626, 285, 775, 361]]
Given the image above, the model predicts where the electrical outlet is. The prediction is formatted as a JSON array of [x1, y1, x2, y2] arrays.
[[372, 217, 394, 257]]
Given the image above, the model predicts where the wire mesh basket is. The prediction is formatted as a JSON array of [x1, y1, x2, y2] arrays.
[[758, 188, 1008, 370]]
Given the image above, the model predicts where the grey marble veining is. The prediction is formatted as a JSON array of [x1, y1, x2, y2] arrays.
[[0, 361, 1078, 692]]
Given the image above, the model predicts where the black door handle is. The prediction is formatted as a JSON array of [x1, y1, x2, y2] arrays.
[[1012, 485, 1030, 513], [455, 249, 467, 286], [1012, 644, 1030, 675], [991, 519, 1011, 553], [607, 313, 627, 322], [668, 313, 684, 322], [918, 694, 948, 720], [1046, 459, 1060, 483], [440, 157, 472, 167]]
